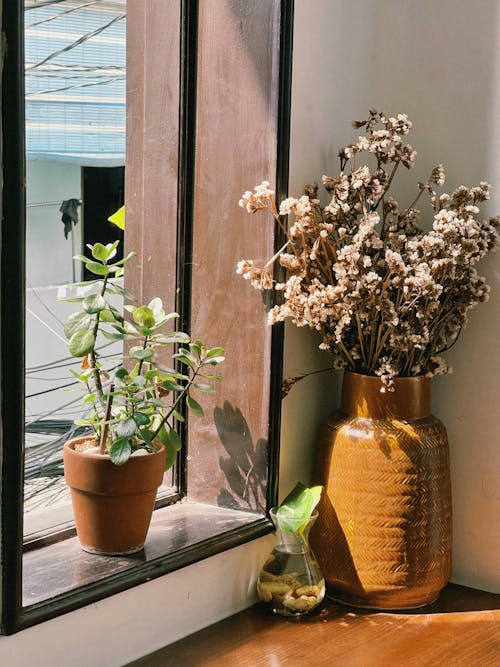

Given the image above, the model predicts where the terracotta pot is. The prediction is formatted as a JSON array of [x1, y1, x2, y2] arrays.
[[310, 371, 452, 609], [63, 437, 166, 555]]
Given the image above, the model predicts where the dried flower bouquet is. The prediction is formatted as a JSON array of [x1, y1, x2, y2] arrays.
[[237, 109, 498, 390]]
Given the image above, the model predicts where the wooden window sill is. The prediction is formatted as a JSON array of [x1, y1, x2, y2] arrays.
[[126, 584, 500, 666]]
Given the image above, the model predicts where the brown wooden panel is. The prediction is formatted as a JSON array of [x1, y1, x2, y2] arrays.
[[187, 1, 282, 510], [125, 0, 180, 313]]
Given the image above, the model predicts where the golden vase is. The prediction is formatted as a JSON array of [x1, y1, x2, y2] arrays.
[[310, 371, 452, 609]]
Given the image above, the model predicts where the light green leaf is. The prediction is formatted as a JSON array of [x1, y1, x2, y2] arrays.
[[133, 306, 155, 328], [64, 312, 91, 339], [275, 482, 323, 535], [91, 243, 109, 262], [206, 347, 225, 358], [115, 417, 138, 438], [130, 346, 154, 361], [194, 383, 216, 394], [83, 294, 106, 314], [86, 261, 109, 276], [68, 330, 95, 357], [202, 355, 225, 366]]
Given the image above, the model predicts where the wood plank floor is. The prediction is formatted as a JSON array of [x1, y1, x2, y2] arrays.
[[127, 584, 500, 666]]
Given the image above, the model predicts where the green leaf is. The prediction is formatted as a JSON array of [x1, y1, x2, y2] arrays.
[[130, 346, 154, 361], [86, 261, 109, 277], [167, 428, 182, 451], [187, 396, 204, 418], [154, 332, 190, 345], [157, 427, 183, 470], [64, 312, 91, 339], [145, 370, 158, 380], [115, 417, 138, 438], [206, 347, 225, 358], [133, 306, 156, 328], [115, 366, 129, 380], [174, 354, 195, 368], [134, 412, 151, 427], [172, 410, 185, 423], [138, 428, 154, 444], [202, 373, 222, 381], [68, 330, 96, 357], [91, 243, 109, 262], [101, 330, 126, 341], [202, 356, 225, 366], [162, 379, 184, 392], [194, 383, 216, 394], [83, 392, 96, 404], [74, 418, 93, 427], [73, 253, 92, 265], [83, 294, 106, 314], [110, 438, 132, 465], [275, 482, 323, 535]]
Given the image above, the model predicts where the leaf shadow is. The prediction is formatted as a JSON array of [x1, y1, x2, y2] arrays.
[[214, 401, 268, 513]]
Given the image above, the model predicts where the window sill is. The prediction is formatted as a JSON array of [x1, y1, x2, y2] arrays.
[[125, 584, 500, 666], [21, 502, 272, 629]]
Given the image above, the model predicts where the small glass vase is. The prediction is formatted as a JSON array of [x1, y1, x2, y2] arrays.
[[257, 508, 325, 616]]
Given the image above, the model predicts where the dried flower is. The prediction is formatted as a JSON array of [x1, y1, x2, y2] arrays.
[[237, 111, 498, 387]]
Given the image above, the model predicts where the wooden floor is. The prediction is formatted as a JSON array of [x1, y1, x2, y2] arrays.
[[127, 584, 500, 666]]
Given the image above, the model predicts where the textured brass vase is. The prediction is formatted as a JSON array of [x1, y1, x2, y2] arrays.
[[310, 371, 452, 609]]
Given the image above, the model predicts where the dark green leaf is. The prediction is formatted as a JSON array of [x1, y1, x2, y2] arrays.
[[68, 330, 95, 357], [115, 366, 129, 380], [162, 379, 184, 392], [110, 438, 132, 465], [64, 312, 91, 339], [174, 354, 195, 368], [187, 396, 204, 418], [134, 412, 151, 426]]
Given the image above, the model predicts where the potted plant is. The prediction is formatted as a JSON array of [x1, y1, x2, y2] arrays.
[[237, 109, 498, 608], [61, 240, 224, 555]]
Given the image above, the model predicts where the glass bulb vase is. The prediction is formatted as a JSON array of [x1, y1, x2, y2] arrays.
[[257, 509, 325, 616]]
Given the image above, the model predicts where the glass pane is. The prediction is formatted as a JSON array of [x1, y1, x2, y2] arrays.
[[23, 0, 127, 538]]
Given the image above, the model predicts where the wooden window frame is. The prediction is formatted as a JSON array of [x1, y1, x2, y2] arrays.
[[0, 0, 294, 635]]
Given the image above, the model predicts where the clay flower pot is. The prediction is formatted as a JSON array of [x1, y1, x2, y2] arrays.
[[63, 437, 166, 555], [311, 371, 452, 609]]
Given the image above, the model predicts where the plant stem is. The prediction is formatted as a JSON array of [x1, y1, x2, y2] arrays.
[[99, 384, 114, 454]]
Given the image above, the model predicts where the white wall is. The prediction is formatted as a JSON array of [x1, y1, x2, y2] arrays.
[[370, 0, 500, 593], [1, 1, 499, 664], [26, 160, 81, 287]]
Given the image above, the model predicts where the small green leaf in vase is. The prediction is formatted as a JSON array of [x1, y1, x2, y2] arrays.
[[275, 482, 323, 536]]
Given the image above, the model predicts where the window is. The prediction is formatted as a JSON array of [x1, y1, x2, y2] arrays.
[[1, 0, 293, 635]]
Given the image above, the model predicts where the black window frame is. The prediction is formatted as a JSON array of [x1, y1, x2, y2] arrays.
[[1, 0, 294, 635]]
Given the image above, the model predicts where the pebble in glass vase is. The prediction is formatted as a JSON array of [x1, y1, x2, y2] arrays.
[[258, 508, 325, 616]]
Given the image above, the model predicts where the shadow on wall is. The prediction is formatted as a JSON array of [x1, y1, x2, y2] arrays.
[[214, 401, 267, 513]]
